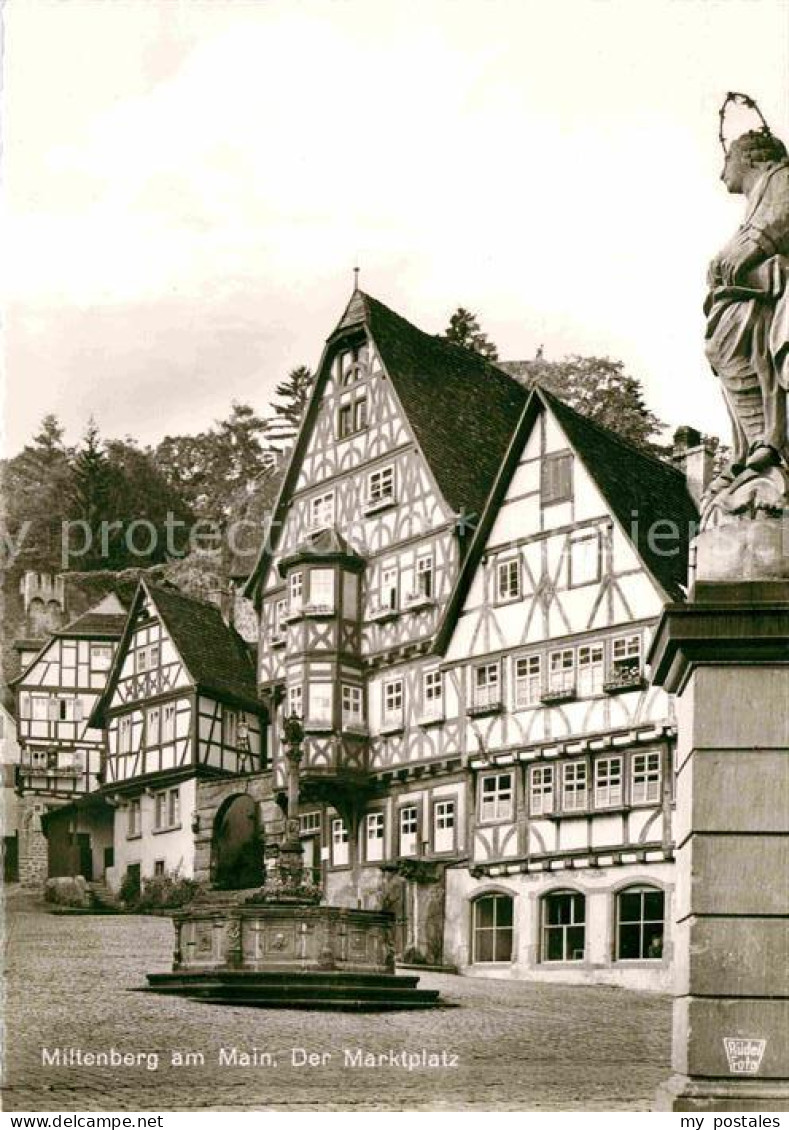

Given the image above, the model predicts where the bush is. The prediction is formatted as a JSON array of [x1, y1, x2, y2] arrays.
[[119, 868, 141, 908], [135, 872, 200, 911], [402, 946, 428, 966]]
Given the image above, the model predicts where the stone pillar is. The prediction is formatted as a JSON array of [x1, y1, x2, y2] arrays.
[[649, 584, 789, 1110]]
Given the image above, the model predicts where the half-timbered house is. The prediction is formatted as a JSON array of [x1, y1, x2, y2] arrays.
[[89, 580, 266, 893]]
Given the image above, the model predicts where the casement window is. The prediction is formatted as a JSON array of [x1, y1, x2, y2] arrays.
[[331, 818, 349, 866], [541, 451, 573, 506], [421, 669, 443, 720], [530, 765, 555, 816], [19, 693, 30, 720], [631, 751, 662, 804], [473, 663, 501, 709], [273, 598, 287, 640], [309, 568, 335, 611], [119, 715, 132, 754], [154, 860, 165, 878], [548, 649, 575, 694], [339, 342, 369, 384], [611, 634, 642, 677], [29, 749, 49, 771], [127, 799, 141, 838], [338, 384, 368, 439], [382, 678, 404, 727], [562, 761, 588, 812], [146, 706, 161, 747], [53, 697, 83, 722], [299, 811, 321, 835], [542, 891, 586, 962], [365, 811, 385, 862], [30, 695, 49, 721], [91, 644, 113, 670], [223, 709, 238, 747], [135, 644, 159, 674], [433, 799, 456, 853], [381, 566, 399, 611], [617, 886, 665, 960], [479, 772, 514, 823], [341, 684, 363, 726], [154, 792, 167, 830], [288, 684, 303, 719], [367, 466, 395, 506], [309, 492, 335, 530], [309, 683, 333, 726], [167, 789, 180, 827], [289, 571, 304, 614], [514, 655, 541, 708], [569, 532, 601, 587], [472, 894, 514, 963], [496, 558, 521, 603], [416, 553, 434, 598], [594, 756, 623, 807], [399, 805, 419, 857], [577, 644, 604, 697], [161, 703, 176, 743]]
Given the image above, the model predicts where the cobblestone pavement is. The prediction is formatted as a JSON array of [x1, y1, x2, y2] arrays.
[[2, 889, 671, 1112]]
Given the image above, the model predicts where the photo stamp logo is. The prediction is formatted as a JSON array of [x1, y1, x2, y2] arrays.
[[723, 1037, 766, 1075]]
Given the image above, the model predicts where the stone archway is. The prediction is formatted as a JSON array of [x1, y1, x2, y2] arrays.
[[210, 794, 263, 890]]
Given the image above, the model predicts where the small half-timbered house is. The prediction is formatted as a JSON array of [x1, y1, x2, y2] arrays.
[[90, 580, 266, 893]]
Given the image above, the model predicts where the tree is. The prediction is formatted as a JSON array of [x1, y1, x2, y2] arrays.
[[444, 307, 499, 361], [1, 414, 75, 572], [506, 354, 668, 456], [270, 365, 314, 436]]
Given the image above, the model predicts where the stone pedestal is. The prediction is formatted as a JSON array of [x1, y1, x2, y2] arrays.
[[649, 585, 789, 1111]]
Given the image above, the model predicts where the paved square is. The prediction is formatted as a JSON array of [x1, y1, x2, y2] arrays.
[[2, 890, 671, 1111]]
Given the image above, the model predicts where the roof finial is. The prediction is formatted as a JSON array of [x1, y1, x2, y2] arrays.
[[353, 264, 360, 291]]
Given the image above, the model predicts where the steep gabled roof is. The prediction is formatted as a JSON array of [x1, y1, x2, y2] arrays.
[[435, 387, 698, 652], [55, 593, 129, 639], [91, 581, 261, 724], [244, 290, 527, 601]]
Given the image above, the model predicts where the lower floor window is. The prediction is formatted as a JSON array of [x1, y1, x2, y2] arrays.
[[472, 893, 514, 962], [617, 886, 665, 960], [542, 891, 585, 962]]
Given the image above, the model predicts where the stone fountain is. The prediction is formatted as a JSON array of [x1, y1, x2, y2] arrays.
[[144, 717, 440, 1010]]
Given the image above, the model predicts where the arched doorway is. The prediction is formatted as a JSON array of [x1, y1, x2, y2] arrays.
[[211, 795, 263, 890]]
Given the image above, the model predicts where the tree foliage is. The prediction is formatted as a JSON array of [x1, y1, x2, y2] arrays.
[[270, 365, 314, 436], [444, 307, 499, 360]]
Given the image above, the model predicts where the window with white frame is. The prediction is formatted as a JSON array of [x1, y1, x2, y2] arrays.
[[548, 649, 575, 694], [135, 643, 159, 674], [341, 684, 363, 726], [91, 644, 113, 670], [146, 706, 161, 747], [569, 533, 601, 587], [472, 893, 514, 963], [167, 788, 180, 827], [611, 634, 642, 678], [577, 644, 604, 697], [433, 799, 455, 853], [309, 568, 335, 611], [562, 761, 588, 811], [496, 558, 521, 603], [365, 811, 385, 862], [473, 663, 501, 709], [338, 392, 368, 439], [119, 715, 132, 754], [382, 679, 404, 727], [273, 598, 287, 640], [367, 466, 395, 506], [288, 684, 303, 719], [617, 886, 665, 960], [530, 765, 555, 815], [309, 492, 335, 530], [338, 342, 369, 384], [56, 697, 83, 722], [416, 553, 434, 598], [479, 772, 514, 823], [541, 891, 585, 961], [127, 799, 141, 837], [30, 694, 48, 721], [223, 708, 238, 747], [399, 805, 418, 857], [514, 655, 541, 708], [594, 756, 623, 807], [631, 751, 662, 804], [299, 811, 321, 835], [422, 669, 443, 719], [331, 818, 349, 866], [154, 791, 167, 830], [380, 565, 399, 610], [289, 571, 304, 614], [162, 703, 176, 743], [308, 683, 333, 726]]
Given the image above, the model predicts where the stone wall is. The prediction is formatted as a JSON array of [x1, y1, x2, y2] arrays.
[[18, 796, 49, 887], [194, 773, 278, 885]]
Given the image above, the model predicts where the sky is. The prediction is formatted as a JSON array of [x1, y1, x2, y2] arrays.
[[3, 0, 788, 456]]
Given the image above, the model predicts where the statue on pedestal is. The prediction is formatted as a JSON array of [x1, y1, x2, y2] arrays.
[[702, 94, 789, 530]]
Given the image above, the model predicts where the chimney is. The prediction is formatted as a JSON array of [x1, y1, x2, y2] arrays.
[[672, 426, 716, 507]]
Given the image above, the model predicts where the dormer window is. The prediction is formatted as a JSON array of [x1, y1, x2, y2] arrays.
[[336, 343, 370, 440]]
